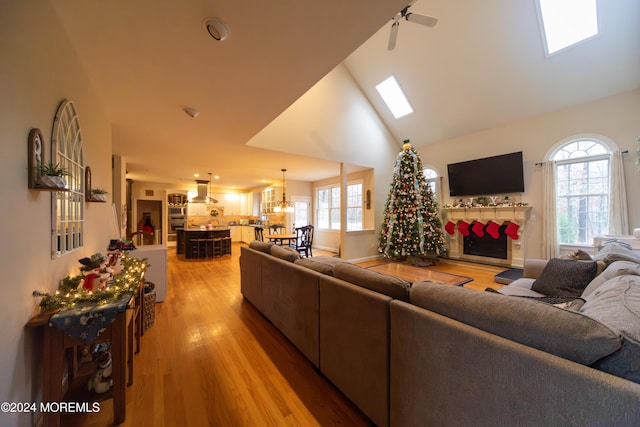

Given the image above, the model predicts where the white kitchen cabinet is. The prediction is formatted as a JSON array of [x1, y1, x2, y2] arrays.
[[223, 193, 242, 215], [241, 226, 255, 243], [242, 193, 251, 216], [230, 226, 242, 242], [262, 187, 282, 215]]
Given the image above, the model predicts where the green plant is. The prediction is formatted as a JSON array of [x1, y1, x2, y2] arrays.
[[91, 188, 109, 195], [35, 161, 68, 176]]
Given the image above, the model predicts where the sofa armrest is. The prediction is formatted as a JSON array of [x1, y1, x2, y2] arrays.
[[523, 259, 548, 279]]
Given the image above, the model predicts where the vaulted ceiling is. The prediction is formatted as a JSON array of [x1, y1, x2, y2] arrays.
[[50, 0, 640, 190]]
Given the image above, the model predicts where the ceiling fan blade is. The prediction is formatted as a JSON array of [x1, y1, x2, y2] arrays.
[[405, 12, 438, 28], [387, 21, 399, 51]]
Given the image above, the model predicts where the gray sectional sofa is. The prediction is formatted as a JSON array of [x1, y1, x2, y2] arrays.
[[240, 241, 640, 427]]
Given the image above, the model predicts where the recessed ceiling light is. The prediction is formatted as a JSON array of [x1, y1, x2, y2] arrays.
[[204, 18, 230, 41], [214, 175, 220, 180], [194, 173, 200, 178]]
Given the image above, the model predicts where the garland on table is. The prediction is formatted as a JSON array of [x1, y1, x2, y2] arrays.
[[33, 254, 149, 313]]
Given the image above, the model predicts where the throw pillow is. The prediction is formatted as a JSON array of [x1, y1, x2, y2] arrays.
[[531, 258, 598, 297], [582, 260, 640, 298], [593, 244, 640, 266], [560, 249, 593, 261], [580, 275, 640, 384]]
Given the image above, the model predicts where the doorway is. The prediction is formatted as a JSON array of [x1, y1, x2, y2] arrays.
[[291, 196, 311, 230], [135, 200, 163, 245]]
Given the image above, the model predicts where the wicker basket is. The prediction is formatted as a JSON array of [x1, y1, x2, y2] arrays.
[[143, 281, 156, 332]]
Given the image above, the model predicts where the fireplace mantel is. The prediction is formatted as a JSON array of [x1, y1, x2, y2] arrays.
[[442, 206, 531, 268]]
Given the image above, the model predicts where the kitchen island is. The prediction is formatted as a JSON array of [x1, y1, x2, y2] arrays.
[[177, 228, 232, 259]]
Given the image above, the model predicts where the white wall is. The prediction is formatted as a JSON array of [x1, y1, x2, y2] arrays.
[[0, 2, 113, 425], [249, 63, 402, 260], [418, 88, 640, 260]]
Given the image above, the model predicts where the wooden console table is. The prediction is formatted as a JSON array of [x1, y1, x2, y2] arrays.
[[27, 285, 143, 427]]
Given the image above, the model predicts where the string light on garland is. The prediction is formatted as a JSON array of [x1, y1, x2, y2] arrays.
[[33, 254, 149, 313]]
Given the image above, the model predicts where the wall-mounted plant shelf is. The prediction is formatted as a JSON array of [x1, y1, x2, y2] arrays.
[[28, 128, 69, 191], [84, 167, 108, 202]]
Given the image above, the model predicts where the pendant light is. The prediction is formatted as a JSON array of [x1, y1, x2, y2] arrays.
[[273, 169, 294, 213]]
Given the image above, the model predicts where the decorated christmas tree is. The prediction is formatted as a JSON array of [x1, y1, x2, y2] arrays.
[[378, 140, 448, 264]]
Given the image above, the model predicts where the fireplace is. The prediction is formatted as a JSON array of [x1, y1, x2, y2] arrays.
[[463, 224, 508, 259], [441, 206, 531, 268]]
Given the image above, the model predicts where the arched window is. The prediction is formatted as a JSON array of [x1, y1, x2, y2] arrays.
[[423, 167, 438, 196], [51, 100, 84, 257], [551, 138, 611, 245]]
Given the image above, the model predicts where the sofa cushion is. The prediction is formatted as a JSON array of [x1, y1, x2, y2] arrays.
[[531, 258, 598, 297], [333, 262, 410, 302], [294, 256, 346, 276], [498, 278, 547, 298], [582, 260, 640, 298], [560, 249, 594, 260], [580, 275, 640, 383], [249, 240, 274, 254], [270, 244, 301, 262], [410, 281, 621, 365]]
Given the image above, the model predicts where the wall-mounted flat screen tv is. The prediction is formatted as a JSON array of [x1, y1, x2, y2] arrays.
[[447, 151, 524, 197]]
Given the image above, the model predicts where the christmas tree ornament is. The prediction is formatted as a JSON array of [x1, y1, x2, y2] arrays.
[[486, 220, 501, 239], [505, 221, 520, 240], [378, 140, 448, 262], [471, 221, 485, 237]]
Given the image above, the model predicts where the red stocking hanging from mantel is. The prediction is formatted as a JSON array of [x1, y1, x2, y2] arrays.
[[486, 220, 501, 239], [458, 220, 470, 237], [505, 221, 520, 240], [471, 221, 485, 237], [444, 220, 456, 235]]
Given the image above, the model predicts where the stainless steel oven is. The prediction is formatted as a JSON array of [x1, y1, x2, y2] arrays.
[[168, 206, 186, 246], [168, 206, 186, 216]]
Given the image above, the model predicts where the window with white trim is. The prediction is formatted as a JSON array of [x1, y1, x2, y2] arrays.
[[316, 182, 363, 231], [423, 168, 438, 196], [552, 139, 609, 245], [346, 183, 363, 231]]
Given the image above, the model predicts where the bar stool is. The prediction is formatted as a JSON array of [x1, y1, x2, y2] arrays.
[[202, 238, 215, 258], [190, 239, 204, 259], [222, 237, 232, 255], [212, 238, 223, 258]]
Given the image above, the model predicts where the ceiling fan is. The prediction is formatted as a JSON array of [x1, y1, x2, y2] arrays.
[[387, 1, 438, 51]]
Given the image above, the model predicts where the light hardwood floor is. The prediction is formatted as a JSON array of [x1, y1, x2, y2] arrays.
[[64, 243, 505, 426]]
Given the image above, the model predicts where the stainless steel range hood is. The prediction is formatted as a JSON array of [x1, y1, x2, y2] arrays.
[[191, 180, 218, 203]]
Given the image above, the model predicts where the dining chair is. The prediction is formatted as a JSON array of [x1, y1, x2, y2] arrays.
[[254, 226, 264, 242], [293, 225, 313, 257], [269, 224, 284, 234]]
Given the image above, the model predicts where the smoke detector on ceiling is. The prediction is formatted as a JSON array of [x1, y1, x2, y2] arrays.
[[204, 18, 230, 41]]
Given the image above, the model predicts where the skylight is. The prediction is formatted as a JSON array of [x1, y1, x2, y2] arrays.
[[537, 0, 599, 55], [375, 76, 414, 119]]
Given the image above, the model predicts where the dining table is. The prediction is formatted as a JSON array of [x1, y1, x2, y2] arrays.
[[264, 233, 297, 246]]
